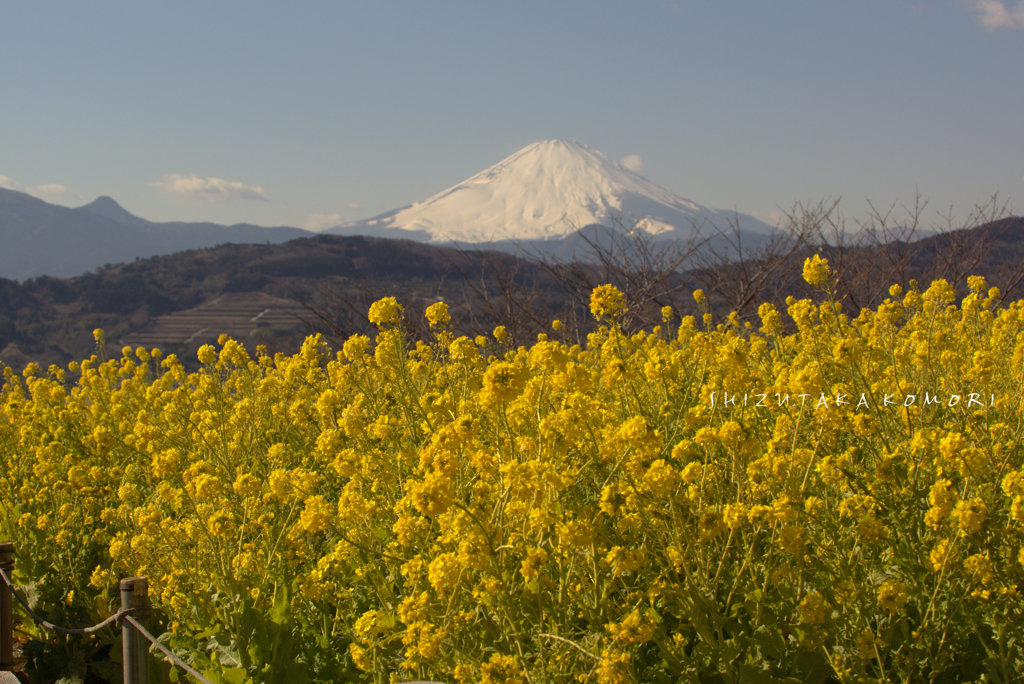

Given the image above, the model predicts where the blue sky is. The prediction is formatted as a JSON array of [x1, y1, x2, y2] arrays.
[[2, 1, 1022, 231]]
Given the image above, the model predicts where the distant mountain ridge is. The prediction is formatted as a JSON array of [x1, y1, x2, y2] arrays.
[[1, 139, 779, 279], [78, 195, 148, 225], [0, 187, 312, 280]]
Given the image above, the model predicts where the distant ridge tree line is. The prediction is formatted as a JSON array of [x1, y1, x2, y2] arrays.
[[0, 196, 1021, 369]]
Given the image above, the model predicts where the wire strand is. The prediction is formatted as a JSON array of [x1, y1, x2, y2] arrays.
[[0, 567, 125, 635], [121, 615, 214, 684], [2, 566, 214, 684]]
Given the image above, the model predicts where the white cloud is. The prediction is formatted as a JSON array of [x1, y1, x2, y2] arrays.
[[346, 202, 363, 211], [754, 210, 789, 228], [304, 213, 344, 232], [620, 154, 645, 173], [962, 0, 1024, 29], [150, 174, 269, 202], [30, 183, 70, 195], [0, 175, 70, 200]]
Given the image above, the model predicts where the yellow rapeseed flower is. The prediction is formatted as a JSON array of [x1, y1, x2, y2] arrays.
[[877, 580, 908, 613], [802, 254, 831, 288], [799, 592, 828, 625], [589, 284, 627, 321], [367, 296, 404, 326], [424, 301, 451, 328]]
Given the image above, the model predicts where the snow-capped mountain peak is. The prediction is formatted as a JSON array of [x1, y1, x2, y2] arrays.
[[339, 139, 772, 244]]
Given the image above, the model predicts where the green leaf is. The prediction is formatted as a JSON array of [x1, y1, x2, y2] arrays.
[[753, 624, 785, 661], [269, 584, 290, 625], [735, 665, 785, 684], [792, 650, 833, 684], [222, 666, 249, 684]]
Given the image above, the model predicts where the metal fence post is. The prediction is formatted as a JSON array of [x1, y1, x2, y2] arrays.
[[120, 576, 149, 684], [0, 543, 13, 671]]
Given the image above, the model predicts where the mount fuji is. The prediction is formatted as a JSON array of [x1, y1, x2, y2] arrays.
[[330, 139, 776, 253]]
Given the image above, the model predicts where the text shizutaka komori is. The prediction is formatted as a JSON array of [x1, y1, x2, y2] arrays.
[[709, 391, 996, 410]]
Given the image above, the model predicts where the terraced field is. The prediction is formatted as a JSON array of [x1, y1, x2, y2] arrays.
[[120, 291, 314, 351]]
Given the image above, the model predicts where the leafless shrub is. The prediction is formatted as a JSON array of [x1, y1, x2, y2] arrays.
[[527, 217, 707, 334], [686, 211, 813, 320], [293, 196, 1021, 351], [793, 193, 1019, 316]]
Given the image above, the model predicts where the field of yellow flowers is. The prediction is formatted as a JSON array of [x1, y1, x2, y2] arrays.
[[2, 257, 1024, 683]]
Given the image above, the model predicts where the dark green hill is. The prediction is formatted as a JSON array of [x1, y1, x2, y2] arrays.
[[0, 234, 577, 367], [2, 216, 1023, 370]]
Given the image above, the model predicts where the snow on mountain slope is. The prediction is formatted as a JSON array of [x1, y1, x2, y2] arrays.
[[340, 139, 773, 243]]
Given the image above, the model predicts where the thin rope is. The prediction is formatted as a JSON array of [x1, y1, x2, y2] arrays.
[[121, 614, 214, 684], [0, 567, 126, 635]]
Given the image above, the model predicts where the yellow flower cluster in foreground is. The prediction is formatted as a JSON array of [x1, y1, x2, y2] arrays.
[[2, 258, 1024, 682]]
